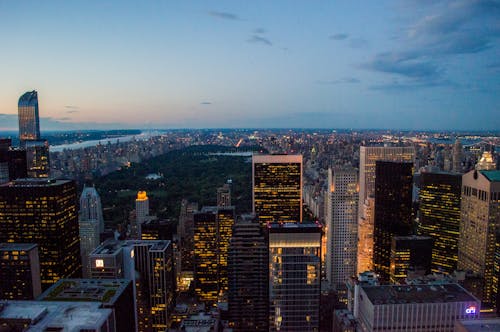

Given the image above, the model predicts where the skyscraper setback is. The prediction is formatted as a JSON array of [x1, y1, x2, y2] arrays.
[[252, 154, 302, 225]]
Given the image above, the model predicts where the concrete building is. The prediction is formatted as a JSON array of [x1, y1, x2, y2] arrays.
[[357, 146, 415, 274], [268, 222, 322, 332], [458, 170, 500, 311], [325, 167, 358, 294], [356, 284, 480, 331], [252, 154, 303, 225], [0, 243, 41, 300]]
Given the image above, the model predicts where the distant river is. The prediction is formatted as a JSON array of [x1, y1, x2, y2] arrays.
[[50, 132, 158, 152]]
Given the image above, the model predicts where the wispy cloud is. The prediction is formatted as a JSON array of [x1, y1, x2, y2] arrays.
[[329, 33, 349, 40], [316, 77, 361, 85], [65, 105, 80, 113], [200, 101, 212, 105], [208, 11, 241, 21], [254, 28, 267, 34], [247, 35, 272, 46]]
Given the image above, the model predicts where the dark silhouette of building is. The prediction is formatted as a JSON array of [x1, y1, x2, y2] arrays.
[[0, 139, 27, 183], [373, 161, 413, 281], [389, 235, 433, 283]]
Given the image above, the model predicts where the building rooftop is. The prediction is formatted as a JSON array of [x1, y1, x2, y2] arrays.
[[361, 283, 479, 305], [0, 243, 38, 251], [480, 170, 500, 182], [18, 90, 38, 106], [268, 221, 322, 232], [0, 178, 72, 188], [38, 279, 131, 305], [455, 319, 500, 332], [91, 239, 171, 255], [0, 300, 111, 331]]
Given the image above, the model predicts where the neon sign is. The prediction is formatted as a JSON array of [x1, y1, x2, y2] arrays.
[[465, 306, 476, 314]]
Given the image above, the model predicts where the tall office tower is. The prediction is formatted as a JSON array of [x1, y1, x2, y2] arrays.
[[0, 243, 41, 300], [0, 179, 80, 290], [252, 154, 302, 225], [355, 284, 480, 331], [132, 191, 149, 239], [217, 183, 231, 207], [418, 171, 462, 274], [453, 139, 464, 173], [0, 138, 28, 183], [373, 161, 413, 281], [325, 167, 358, 293], [476, 151, 496, 170], [89, 240, 175, 332], [228, 215, 268, 332], [193, 206, 235, 305], [79, 186, 105, 277], [268, 223, 322, 332], [18, 90, 40, 144], [389, 235, 433, 283], [357, 146, 415, 274], [177, 200, 198, 272], [458, 170, 500, 310], [39, 279, 136, 332], [25, 139, 50, 178]]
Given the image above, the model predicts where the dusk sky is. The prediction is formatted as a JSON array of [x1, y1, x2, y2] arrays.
[[0, 0, 499, 131]]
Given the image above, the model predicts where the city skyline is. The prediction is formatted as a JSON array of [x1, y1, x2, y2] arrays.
[[0, 1, 499, 131]]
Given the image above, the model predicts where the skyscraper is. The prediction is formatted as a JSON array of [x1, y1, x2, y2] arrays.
[[18, 90, 40, 143], [132, 191, 149, 239], [357, 146, 415, 274], [252, 154, 303, 225], [79, 186, 105, 277], [325, 167, 358, 293], [217, 182, 231, 207], [418, 171, 462, 274], [0, 243, 41, 300], [228, 215, 268, 331], [458, 170, 500, 310], [193, 206, 235, 305], [373, 161, 414, 281], [453, 139, 464, 173], [25, 139, 50, 178], [268, 222, 322, 332], [389, 235, 433, 283], [0, 178, 81, 290]]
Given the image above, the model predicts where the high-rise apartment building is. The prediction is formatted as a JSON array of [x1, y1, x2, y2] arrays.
[[0, 178, 80, 290], [268, 222, 322, 332], [0, 243, 41, 300], [25, 139, 50, 178], [357, 146, 415, 273], [18, 90, 40, 144], [389, 235, 433, 283], [89, 239, 175, 332], [193, 206, 235, 305], [325, 167, 358, 293], [373, 161, 413, 281], [458, 170, 500, 310], [418, 171, 462, 274], [252, 154, 302, 225], [132, 191, 149, 239], [79, 186, 104, 278], [228, 215, 268, 332], [217, 182, 231, 207]]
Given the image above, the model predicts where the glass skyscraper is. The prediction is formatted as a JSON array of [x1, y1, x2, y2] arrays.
[[18, 90, 40, 144]]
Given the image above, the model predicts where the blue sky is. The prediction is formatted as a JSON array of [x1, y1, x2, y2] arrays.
[[0, 0, 499, 130]]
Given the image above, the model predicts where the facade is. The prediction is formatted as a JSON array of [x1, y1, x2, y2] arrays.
[[217, 182, 231, 207], [373, 161, 414, 281], [325, 167, 358, 293], [458, 170, 500, 310], [389, 235, 433, 283], [228, 215, 268, 331], [193, 206, 235, 305], [0, 243, 41, 300], [357, 146, 415, 273], [0, 178, 80, 290], [0, 300, 114, 331], [252, 154, 303, 225], [356, 283, 480, 332], [18, 90, 40, 144], [453, 139, 464, 173], [418, 171, 462, 274], [133, 191, 149, 239], [268, 222, 322, 332], [89, 239, 175, 332], [476, 151, 496, 171], [25, 139, 50, 178], [79, 186, 104, 278], [39, 278, 135, 332]]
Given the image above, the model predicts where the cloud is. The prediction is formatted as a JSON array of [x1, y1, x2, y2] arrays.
[[316, 77, 361, 85], [254, 28, 266, 34], [348, 37, 369, 49], [361, 0, 500, 89], [208, 11, 241, 21], [330, 33, 349, 40], [247, 35, 272, 46], [200, 101, 212, 105]]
